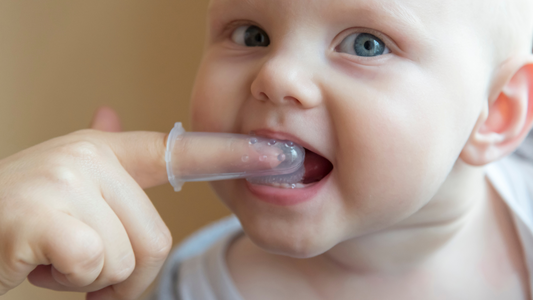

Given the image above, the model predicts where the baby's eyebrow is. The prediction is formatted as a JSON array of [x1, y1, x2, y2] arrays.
[[371, 1, 423, 29], [333, 0, 434, 51], [341, 1, 428, 39]]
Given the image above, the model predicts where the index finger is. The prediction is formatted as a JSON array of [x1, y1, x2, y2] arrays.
[[76, 124, 304, 191], [165, 123, 305, 191]]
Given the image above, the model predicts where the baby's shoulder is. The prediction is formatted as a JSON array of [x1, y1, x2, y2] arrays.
[[486, 153, 533, 232], [149, 215, 243, 300]]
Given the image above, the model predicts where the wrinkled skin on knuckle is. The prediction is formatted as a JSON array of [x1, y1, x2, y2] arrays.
[[105, 252, 136, 285], [161, 227, 173, 255], [105, 266, 133, 286], [59, 227, 104, 277], [67, 130, 114, 158], [1, 212, 43, 269], [0, 257, 29, 295], [144, 230, 173, 264], [0, 246, 32, 294], [45, 140, 110, 191], [57, 140, 102, 164], [0, 266, 17, 294], [132, 230, 173, 274], [43, 165, 84, 193], [3, 243, 26, 276]]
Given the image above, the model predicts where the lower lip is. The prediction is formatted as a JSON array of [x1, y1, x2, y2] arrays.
[[244, 173, 331, 206]]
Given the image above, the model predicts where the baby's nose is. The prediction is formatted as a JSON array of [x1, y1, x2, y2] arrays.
[[250, 54, 322, 109]]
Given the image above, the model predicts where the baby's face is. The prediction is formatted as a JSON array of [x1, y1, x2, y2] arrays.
[[191, 0, 494, 257]]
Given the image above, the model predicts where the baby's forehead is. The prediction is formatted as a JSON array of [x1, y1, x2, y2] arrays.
[[208, 0, 475, 21]]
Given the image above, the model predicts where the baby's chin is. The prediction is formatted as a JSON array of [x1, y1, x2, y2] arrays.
[[237, 214, 342, 258], [210, 180, 348, 258]]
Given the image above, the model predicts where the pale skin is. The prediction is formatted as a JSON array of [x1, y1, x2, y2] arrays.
[[191, 0, 533, 299], [1, 0, 533, 300]]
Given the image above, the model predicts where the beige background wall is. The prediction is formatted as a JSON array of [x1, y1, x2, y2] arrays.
[[0, 1, 231, 299]]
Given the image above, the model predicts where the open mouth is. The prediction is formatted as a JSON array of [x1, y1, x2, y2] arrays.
[[247, 148, 333, 188]]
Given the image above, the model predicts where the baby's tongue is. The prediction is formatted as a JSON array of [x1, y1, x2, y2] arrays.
[[302, 149, 333, 184]]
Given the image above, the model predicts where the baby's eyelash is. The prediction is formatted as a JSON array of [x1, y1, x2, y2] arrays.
[[221, 20, 256, 38], [339, 28, 389, 44]]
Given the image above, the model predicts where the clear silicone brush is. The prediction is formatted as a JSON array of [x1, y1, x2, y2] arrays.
[[165, 123, 305, 191]]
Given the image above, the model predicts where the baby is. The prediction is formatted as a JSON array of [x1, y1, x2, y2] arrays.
[[154, 0, 533, 299], [1, 0, 533, 299]]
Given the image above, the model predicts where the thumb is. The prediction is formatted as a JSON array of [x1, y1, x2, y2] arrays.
[[90, 106, 122, 132]]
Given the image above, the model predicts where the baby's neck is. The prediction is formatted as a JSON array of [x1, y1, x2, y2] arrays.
[[319, 162, 511, 274]]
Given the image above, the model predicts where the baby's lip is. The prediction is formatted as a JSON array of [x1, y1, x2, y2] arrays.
[[250, 128, 329, 162]]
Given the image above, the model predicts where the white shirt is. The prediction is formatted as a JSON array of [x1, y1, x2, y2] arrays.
[[149, 151, 533, 300]]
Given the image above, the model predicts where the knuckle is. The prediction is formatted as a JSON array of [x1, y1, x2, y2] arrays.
[[46, 141, 105, 189], [45, 165, 81, 190], [2, 233, 34, 277], [106, 253, 135, 285], [106, 269, 131, 286], [142, 230, 173, 264], [77, 248, 105, 275], [0, 271, 14, 295], [153, 229, 173, 259], [66, 230, 105, 274], [60, 140, 101, 161], [0, 252, 33, 292]]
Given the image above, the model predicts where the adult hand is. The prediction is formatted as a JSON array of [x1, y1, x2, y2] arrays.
[[0, 107, 172, 299]]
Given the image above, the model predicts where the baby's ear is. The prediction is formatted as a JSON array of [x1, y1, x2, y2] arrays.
[[460, 61, 533, 166]]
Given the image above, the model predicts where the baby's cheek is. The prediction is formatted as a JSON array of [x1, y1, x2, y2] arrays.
[[330, 94, 455, 230]]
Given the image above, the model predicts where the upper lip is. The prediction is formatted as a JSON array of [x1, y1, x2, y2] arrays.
[[250, 128, 328, 161]]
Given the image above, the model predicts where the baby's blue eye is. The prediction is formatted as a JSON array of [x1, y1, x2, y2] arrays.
[[231, 25, 270, 47], [337, 33, 389, 57]]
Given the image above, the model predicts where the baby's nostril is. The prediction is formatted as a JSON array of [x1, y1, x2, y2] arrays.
[[259, 92, 269, 101], [283, 96, 301, 105]]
